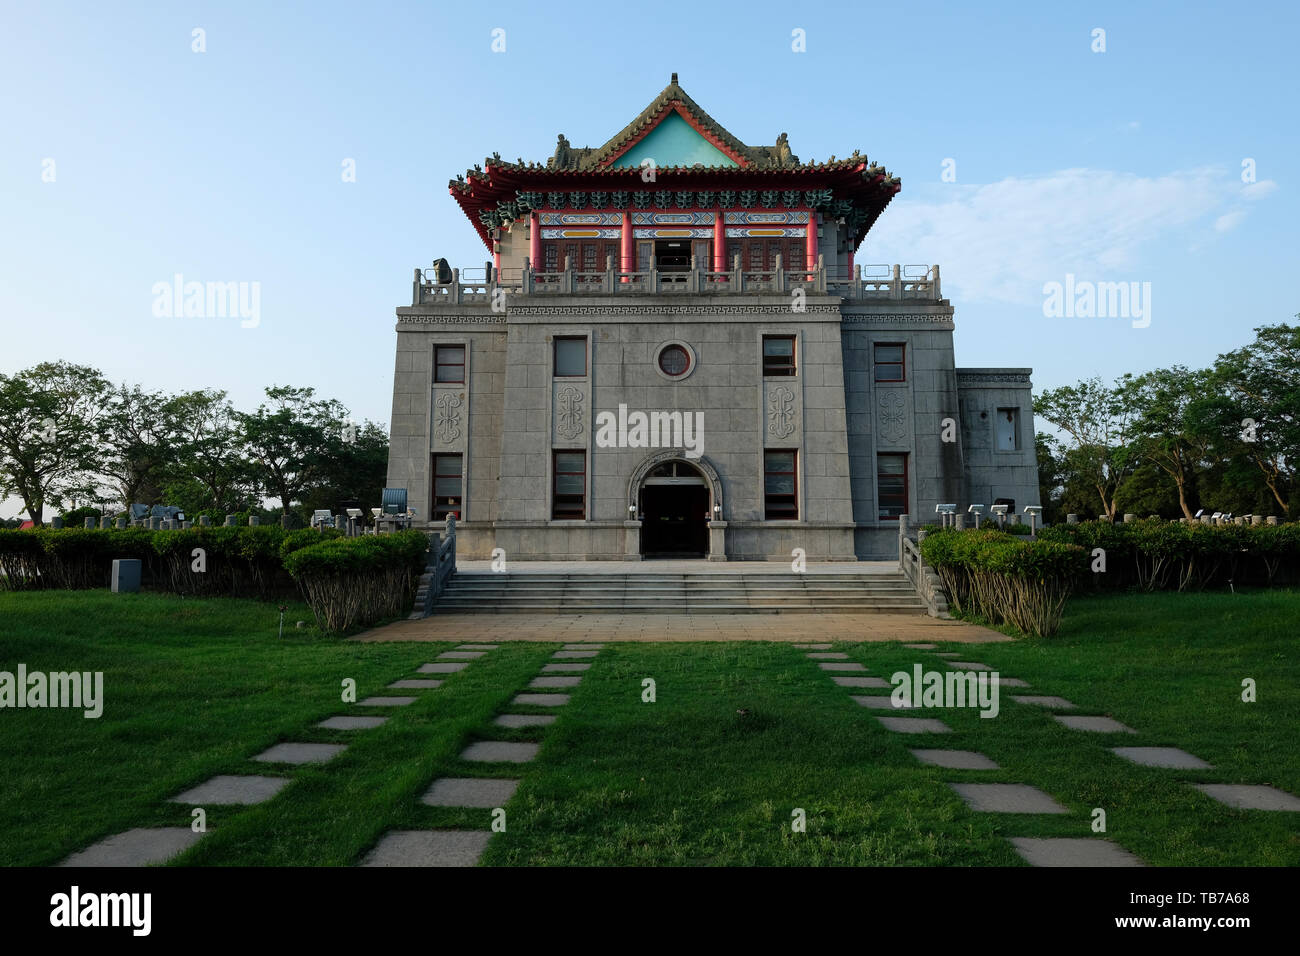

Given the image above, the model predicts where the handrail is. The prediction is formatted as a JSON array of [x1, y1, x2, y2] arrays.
[[412, 260, 940, 305]]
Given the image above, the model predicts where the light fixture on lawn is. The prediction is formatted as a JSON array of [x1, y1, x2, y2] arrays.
[[990, 503, 1009, 528], [935, 503, 957, 528], [967, 503, 986, 529], [1023, 504, 1043, 534]]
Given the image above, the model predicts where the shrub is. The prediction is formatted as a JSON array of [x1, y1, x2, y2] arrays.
[[283, 531, 429, 632], [920, 528, 1087, 637]]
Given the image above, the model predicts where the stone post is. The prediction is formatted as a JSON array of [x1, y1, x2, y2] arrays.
[[623, 519, 642, 561], [1200, 515, 1212, 525], [1267, 516, 1279, 526], [51, 517, 64, 529], [115, 517, 127, 529], [335, 515, 346, 530], [149, 517, 160, 530], [100, 516, 111, 529], [84, 517, 96, 529], [954, 514, 966, 531], [1123, 513, 1136, 523], [248, 516, 260, 526], [706, 520, 727, 562], [281, 514, 293, 529], [225, 515, 237, 527], [182, 521, 192, 529]]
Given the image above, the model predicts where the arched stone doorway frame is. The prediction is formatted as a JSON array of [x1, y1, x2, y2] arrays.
[[624, 450, 728, 561]]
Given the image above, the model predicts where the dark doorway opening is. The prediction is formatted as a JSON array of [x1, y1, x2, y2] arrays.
[[641, 484, 709, 558], [654, 239, 691, 272]]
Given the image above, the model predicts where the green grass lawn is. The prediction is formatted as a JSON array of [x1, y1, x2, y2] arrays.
[[1, 588, 1297, 866]]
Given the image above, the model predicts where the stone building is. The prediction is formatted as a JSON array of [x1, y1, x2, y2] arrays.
[[386, 76, 1039, 561]]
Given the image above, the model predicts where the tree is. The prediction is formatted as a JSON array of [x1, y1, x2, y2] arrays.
[[1034, 377, 1137, 521], [170, 389, 253, 512], [300, 420, 389, 515], [238, 386, 348, 512], [1120, 366, 1214, 520], [1206, 322, 1300, 515], [100, 384, 184, 509], [0, 362, 112, 525]]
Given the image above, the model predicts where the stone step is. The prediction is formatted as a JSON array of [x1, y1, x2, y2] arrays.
[[434, 602, 925, 615]]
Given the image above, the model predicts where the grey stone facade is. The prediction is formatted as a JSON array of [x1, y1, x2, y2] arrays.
[[386, 80, 1039, 561]]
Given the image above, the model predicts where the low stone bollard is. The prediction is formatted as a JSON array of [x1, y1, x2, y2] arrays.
[[334, 515, 346, 530], [1066, 514, 1079, 524], [149, 517, 161, 530], [1267, 516, 1279, 526], [115, 517, 127, 529], [51, 517, 64, 529], [225, 515, 237, 527], [111, 559, 142, 593], [182, 521, 192, 529], [248, 516, 260, 526], [1251, 515, 1263, 526], [1123, 513, 1136, 523], [100, 516, 112, 529], [954, 514, 966, 530], [199, 515, 211, 527], [84, 517, 96, 529]]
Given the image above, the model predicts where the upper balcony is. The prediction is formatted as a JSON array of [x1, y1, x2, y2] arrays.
[[410, 257, 943, 307]]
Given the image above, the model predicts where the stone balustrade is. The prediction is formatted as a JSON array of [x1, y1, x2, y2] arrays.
[[412, 259, 941, 306]]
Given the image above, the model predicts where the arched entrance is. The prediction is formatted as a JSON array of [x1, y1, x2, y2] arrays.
[[633, 457, 715, 559]]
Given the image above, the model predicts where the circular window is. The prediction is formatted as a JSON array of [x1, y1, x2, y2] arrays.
[[658, 344, 690, 377]]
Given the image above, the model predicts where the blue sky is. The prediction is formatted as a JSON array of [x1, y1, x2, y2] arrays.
[[2, 0, 1295, 436]]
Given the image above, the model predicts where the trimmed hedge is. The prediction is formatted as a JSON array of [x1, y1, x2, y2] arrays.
[[920, 528, 1087, 637], [282, 531, 428, 632], [1037, 519, 1300, 591]]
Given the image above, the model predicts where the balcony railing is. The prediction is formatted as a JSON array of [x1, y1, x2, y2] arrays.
[[411, 257, 941, 306]]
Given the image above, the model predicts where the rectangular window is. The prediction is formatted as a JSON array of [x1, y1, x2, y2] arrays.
[[762, 335, 796, 377], [996, 407, 1020, 451], [553, 336, 587, 377], [544, 243, 559, 273], [432, 454, 463, 520], [552, 450, 586, 519], [874, 343, 905, 382], [877, 453, 908, 520], [764, 450, 798, 519], [434, 345, 464, 384]]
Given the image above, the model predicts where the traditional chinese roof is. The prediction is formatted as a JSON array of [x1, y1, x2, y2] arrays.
[[448, 74, 900, 251]]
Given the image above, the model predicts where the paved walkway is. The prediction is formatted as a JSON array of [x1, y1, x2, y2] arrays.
[[356, 613, 1009, 643]]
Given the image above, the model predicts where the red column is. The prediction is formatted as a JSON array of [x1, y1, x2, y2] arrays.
[[847, 249, 854, 277], [529, 213, 541, 272], [805, 212, 818, 278], [713, 210, 726, 273], [620, 211, 633, 280]]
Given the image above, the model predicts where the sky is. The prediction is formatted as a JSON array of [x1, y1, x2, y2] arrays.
[[1, 0, 1296, 515]]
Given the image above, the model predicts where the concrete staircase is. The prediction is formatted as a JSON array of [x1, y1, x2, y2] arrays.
[[433, 571, 927, 615]]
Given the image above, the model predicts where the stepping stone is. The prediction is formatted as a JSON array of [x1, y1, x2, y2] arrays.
[[1193, 784, 1300, 811], [456, 644, 498, 650], [903, 643, 937, 649], [512, 693, 569, 707], [793, 643, 831, 649], [494, 714, 558, 728], [389, 679, 443, 690], [910, 749, 1000, 770], [253, 742, 346, 765], [460, 741, 540, 763], [1012, 695, 1075, 710], [819, 662, 866, 672], [422, 777, 520, 808], [529, 676, 581, 689], [1009, 837, 1145, 867], [1054, 715, 1137, 734], [875, 716, 951, 734], [563, 643, 604, 649], [419, 662, 468, 674], [170, 775, 289, 805], [992, 677, 1029, 688], [361, 830, 490, 867], [438, 651, 484, 660], [949, 783, 1068, 814], [542, 663, 591, 673], [1112, 747, 1212, 770], [358, 696, 416, 707], [59, 828, 203, 867], [318, 715, 387, 730], [947, 661, 993, 671], [936, 652, 961, 658], [853, 695, 921, 710], [553, 650, 597, 659], [831, 676, 892, 689], [807, 652, 849, 660]]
